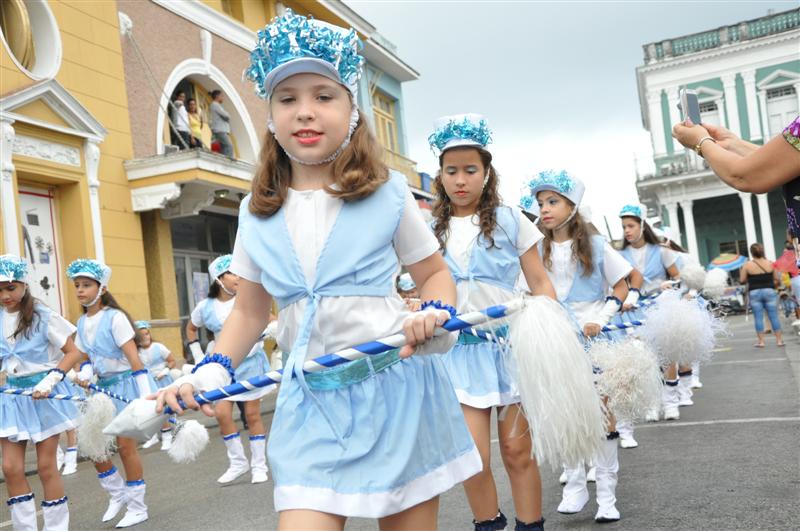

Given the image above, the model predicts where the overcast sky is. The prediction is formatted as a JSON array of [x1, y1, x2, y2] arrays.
[[345, 0, 796, 238]]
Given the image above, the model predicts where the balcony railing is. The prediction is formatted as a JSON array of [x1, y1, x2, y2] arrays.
[[643, 7, 799, 63], [384, 149, 422, 189]]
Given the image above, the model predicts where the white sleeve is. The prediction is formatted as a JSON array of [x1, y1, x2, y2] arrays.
[[155, 342, 171, 360], [74, 327, 85, 352], [190, 300, 206, 328], [46, 312, 77, 350], [110, 312, 136, 347], [230, 231, 262, 283], [661, 247, 678, 269], [392, 188, 440, 266], [603, 243, 634, 287], [515, 208, 543, 256]]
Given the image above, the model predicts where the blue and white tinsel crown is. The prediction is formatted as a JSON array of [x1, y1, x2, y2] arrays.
[[619, 203, 646, 220], [428, 114, 492, 154], [134, 320, 150, 330], [521, 170, 585, 216], [209, 255, 233, 280], [66, 258, 111, 286], [0, 254, 29, 284], [245, 8, 364, 99]]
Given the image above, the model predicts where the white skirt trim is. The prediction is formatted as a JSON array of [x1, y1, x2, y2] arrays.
[[0, 417, 80, 444], [273, 445, 481, 518], [455, 389, 520, 409]]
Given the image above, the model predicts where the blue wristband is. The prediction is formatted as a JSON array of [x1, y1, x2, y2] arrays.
[[419, 300, 457, 319], [79, 361, 91, 370], [193, 353, 236, 381], [131, 369, 148, 377]]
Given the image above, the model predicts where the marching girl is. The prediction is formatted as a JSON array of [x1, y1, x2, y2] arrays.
[[157, 10, 481, 530], [618, 205, 682, 421], [67, 259, 153, 528], [429, 114, 555, 531], [524, 173, 632, 523], [1, 255, 81, 531], [135, 320, 176, 451], [185, 255, 273, 484]]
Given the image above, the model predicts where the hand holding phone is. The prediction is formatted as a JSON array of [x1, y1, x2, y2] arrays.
[[678, 88, 702, 125]]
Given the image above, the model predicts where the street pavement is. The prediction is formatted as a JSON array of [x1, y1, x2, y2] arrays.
[[2, 314, 799, 530]]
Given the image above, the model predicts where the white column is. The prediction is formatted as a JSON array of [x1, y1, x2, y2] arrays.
[[647, 89, 667, 157], [742, 70, 762, 141], [666, 87, 683, 152], [757, 89, 770, 138], [84, 141, 105, 261], [0, 119, 21, 254], [721, 73, 741, 137], [739, 192, 758, 252], [795, 82, 800, 122], [679, 199, 700, 261], [756, 193, 775, 260], [664, 201, 680, 231]]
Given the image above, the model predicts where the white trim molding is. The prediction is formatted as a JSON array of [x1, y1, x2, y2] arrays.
[[84, 141, 105, 261], [130, 182, 182, 212], [742, 70, 762, 141], [11, 134, 81, 167], [756, 68, 800, 91], [0, 119, 20, 254], [125, 149, 256, 183]]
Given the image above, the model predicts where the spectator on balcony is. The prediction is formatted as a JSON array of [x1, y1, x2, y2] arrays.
[[187, 98, 204, 149], [170, 91, 192, 150], [209, 90, 233, 158]]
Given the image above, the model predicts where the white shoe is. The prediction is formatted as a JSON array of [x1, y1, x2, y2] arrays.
[[587, 466, 596, 483], [42, 496, 70, 531], [663, 405, 680, 420], [98, 467, 128, 522], [645, 408, 660, 422], [557, 465, 589, 514], [62, 447, 78, 476], [160, 430, 173, 451], [249, 436, 269, 484], [691, 375, 703, 389], [218, 433, 250, 484], [594, 438, 621, 523], [56, 445, 65, 470], [678, 373, 694, 406], [141, 434, 159, 449], [620, 436, 638, 449], [662, 380, 680, 420], [103, 498, 127, 523], [8, 493, 37, 531], [558, 469, 567, 485], [116, 482, 147, 528], [116, 512, 148, 528]]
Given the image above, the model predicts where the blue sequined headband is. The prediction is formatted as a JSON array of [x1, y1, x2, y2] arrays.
[[526, 170, 575, 195], [0, 255, 28, 283], [134, 320, 150, 330], [244, 8, 364, 99], [209, 255, 233, 280], [619, 204, 644, 219], [428, 117, 492, 153], [66, 259, 110, 285]]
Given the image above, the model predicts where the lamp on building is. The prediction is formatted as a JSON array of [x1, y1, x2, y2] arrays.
[[214, 189, 229, 199]]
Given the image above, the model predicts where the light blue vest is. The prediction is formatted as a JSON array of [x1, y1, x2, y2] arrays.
[[198, 298, 225, 334], [621, 243, 665, 287], [0, 304, 52, 370], [145, 343, 167, 372], [441, 206, 520, 291], [77, 308, 128, 377], [540, 235, 607, 303]]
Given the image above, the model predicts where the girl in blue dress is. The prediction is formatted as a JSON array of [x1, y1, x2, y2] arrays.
[[157, 10, 480, 530], [185, 254, 274, 485], [135, 320, 176, 451], [67, 259, 153, 528], [428, 114, 556, 531], [1, 255, 82, 531]]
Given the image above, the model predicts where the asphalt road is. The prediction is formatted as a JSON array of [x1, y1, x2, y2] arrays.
[[2, 314, 799, 530]]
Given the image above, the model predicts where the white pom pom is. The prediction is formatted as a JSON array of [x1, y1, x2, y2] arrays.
[[590, 338, 662, 421], [78, 394, 117, 462], [639, 291, 725, 365], [168, 420, 209, 463], [169, 368, 183, 381], [681, 261, 707, 291], [181, 364, 195, 376], [703, 268, 729, 301], [508, 296, 605, 468]]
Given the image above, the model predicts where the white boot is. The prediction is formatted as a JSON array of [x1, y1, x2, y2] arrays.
[[617, 420, 638, 449], [557, 465, 589, 514], [691, 362, 702, 388], [662, 380, 680, 420], [141, 433, 159, 449], [249, 435, 269, 484], [587, 464, 597, 483], [56, 445, 65, 470], [558, 468, 567, 484], [594, 434, 621, 522], [62, 447, 78, 476], [41, 496, 69, 531], [160, 429, 173, 451], [217, 433, 249, 484], [98, 466, 128, 522], [116, 481, 148, 528], [8, 493, 37, 531], [678, 370, 694, 406]]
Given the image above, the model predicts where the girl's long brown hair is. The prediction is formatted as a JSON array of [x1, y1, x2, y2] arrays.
[[12, 288, 39, 340], [621, 217, 661, 248], [432, 147, 502, 252], [539, 204, 595, 276], [248, 110, 389, 217]]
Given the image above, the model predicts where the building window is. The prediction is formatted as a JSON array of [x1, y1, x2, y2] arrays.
[[719, 239, 747, 256], [699, 99, 721, 126], [0, 0, 61, 79], [767, 86, 797, 100], [372, 91, 399, 153], [766, 84, 798, 138], [165, 79, 239, 158]]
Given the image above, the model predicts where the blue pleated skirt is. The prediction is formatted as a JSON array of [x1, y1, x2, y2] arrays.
[[0, 373, 81, 443], [95, 371, 158, 415], [441, 334, 519, 409], [268, 350, 481, 518], [225, 348, 275, 402]]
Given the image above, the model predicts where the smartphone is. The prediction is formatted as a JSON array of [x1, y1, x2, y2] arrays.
[[678, 88, 702, 125]]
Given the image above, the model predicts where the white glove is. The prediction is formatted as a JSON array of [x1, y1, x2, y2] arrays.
[[189, 342, 205, 363], [133, 371, 153, 399], [77, 362, 94, 382], [623, 289, 640, 308], [156, 367, 171, 380], [66, 369, 78, 383], [169, 362, 231, 396], [403, 309, 458, 356], [32, 370, 64, 395], [265, 320, 278, 339], [587, 299, 621, 328]]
